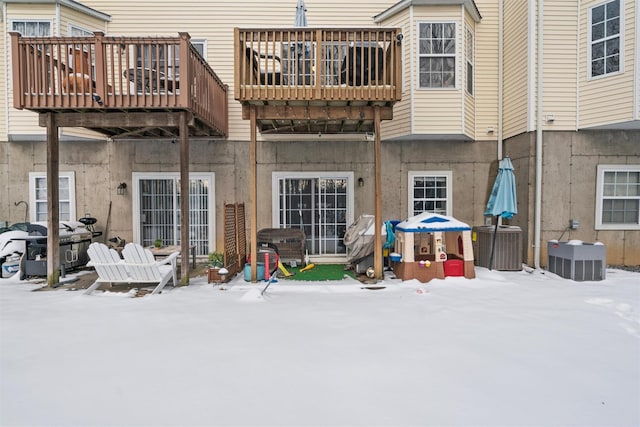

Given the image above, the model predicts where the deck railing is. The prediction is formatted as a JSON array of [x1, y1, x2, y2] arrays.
[[235, 28, 402, 103], [10, 32, 228, 135]]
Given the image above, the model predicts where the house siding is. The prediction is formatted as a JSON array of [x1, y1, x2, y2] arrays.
[[0, 19, 6, 141], [472, 0, 499, 141], [542, 0, 579, 130], [378, 8, 412, 140], [502, 0, 529, 138], [463, 12, 476, 138], [579, 0, 637, 128], [3, 3, 108, 141], [4, 4, 57, 140], [83, 0, 395, 142], [411, 5, 464, 136]]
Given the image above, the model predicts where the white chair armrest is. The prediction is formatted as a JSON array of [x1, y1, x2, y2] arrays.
[[157, 251, 180, 266]]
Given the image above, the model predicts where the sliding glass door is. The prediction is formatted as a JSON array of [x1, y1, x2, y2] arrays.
[[273, 172, 354, 257]]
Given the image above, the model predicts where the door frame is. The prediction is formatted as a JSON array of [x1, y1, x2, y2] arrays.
[[272, 171, 355, 261], [132, 172, 216, 254]]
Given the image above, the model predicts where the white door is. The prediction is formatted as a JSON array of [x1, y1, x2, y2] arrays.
[[133, 173, 215, 255]]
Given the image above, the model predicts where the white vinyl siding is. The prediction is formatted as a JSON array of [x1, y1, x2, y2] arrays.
[[502, 0, 530, 138], [595, 165, 640, 230], [472, 0, 500, 141], [542, 0, 579, 129], [85, 0, 394, 142], [29, 172, 76, 222], [579, 0, 635, 128], [379, 13, 411, 139]]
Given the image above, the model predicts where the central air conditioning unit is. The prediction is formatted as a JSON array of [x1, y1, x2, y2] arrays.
[[547, 241, 606, 281], [472, 225, 522, 271]]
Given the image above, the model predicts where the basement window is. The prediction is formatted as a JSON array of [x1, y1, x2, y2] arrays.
[[596, 165, 640, 230]]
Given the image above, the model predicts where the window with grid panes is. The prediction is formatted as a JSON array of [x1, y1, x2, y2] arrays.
[[28, 172, 76, 222], [418, 22, 456, 89], [596, 165, 640, 229], [589, 0, 622, 78], [409, 172, 452, 217]]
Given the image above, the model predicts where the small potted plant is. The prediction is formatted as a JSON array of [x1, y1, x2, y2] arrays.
[[208, 251, 226, 283], [209, 251, 224, 268], [153, 239, 163, 248]]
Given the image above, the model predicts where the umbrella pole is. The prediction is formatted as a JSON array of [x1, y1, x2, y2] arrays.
[[489, 216, 499, 271]]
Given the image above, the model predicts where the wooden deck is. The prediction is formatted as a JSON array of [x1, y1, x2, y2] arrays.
[[234, 27, 402, 134], [10, 32, 228, 138]]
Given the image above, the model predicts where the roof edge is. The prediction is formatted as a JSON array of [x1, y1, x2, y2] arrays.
[[4, 0, 111, 22], [374, 0, 481, 23]]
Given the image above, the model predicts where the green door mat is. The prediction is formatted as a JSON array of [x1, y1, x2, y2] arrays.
[[282, 264, 355, 281]]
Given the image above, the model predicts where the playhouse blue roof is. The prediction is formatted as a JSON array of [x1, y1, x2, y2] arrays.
[[395, 213, 471, 233]]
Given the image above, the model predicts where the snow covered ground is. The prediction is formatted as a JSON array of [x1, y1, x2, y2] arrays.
[[1, 266, 639, 426]]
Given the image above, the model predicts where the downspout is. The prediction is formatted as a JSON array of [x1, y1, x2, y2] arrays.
[[534, 0, 544, 269], [56, 3, 60, 35], [498, 0, 503, 159], [410, 4, 414, 135], [3, 1, 9, 137]]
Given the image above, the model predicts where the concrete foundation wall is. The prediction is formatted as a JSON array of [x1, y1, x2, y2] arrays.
[[504, 130, 640, 267], [1, 137, 497, 254], [3, 129, 638, 266]]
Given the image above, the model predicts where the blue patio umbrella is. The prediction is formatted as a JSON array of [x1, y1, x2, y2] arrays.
[[484, 156, 518, 270]]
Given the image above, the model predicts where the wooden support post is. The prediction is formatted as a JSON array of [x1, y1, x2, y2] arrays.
[[179, 111, 190, 285], [250, 107, 258, 282], [93, 32, 107, 107], [45, 112, 60, 287], [374, 106, 383, 280]]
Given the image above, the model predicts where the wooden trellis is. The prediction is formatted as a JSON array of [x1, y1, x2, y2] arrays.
[[223, 202, 246, 277]]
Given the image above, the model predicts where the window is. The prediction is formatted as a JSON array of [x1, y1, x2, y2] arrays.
[[465, 26, 474, 95], [418, 22, 456, 89], [596, 165, 640, 229], [29, 172, 76, 222], [409, 171, 452, 217], [191, 40, 206, 59], [589, 0, 622, 78], [135, 40, 206, 80], [11, 20, 51, 36], [68, 25, 93, 37], [133, 173, 215, 255]]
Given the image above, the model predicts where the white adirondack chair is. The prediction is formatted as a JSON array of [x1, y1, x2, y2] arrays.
[[85, 242, 178, 295]]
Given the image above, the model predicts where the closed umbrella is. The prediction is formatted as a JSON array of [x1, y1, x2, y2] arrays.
[[291, 0, 310, 84], [484, 156, 518, 270], [294, 0, 307, 27]]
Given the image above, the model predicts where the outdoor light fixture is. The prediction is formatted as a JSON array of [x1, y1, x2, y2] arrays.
[[358, 177, 364, 187], [117, 182, 127, 196]]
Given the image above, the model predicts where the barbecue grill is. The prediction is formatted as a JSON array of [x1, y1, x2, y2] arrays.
[[20, 220, 97, 278]]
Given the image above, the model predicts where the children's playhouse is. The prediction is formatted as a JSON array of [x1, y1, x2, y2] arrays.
[[392, 213, 475, 282]]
